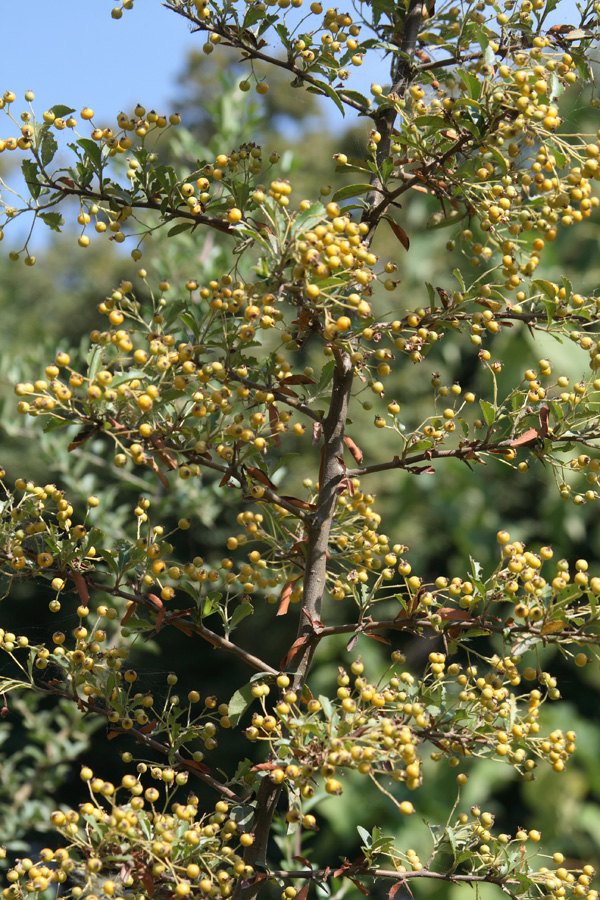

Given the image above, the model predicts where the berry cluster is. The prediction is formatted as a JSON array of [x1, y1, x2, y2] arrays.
[[3, 773, 257, 900]]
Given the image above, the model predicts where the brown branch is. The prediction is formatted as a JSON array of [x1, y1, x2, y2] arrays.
[[36, 682, 240, 800], [346, 430, 600, 478], [230, 373, 323, 424], [314, 613, 600, 647], [233, 351, 355, 900], [165, 2, 368, 114], [38, 179, 233, 236], [363, 0, 425, 239], [291, 349, 355, 687], [85, 581, 278, 675], [267, 866, 521, 887]]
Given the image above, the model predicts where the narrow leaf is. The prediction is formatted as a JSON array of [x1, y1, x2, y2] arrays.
[[386, 218, 410, 250]]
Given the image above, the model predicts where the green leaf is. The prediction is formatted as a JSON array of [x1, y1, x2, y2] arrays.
[[332, 183, 372, 202], [229, 802, 255, 829], [294, 201, 326, 232], [548, 72, 564, 102], [97, 549, 119, 576], [457, 69, 482, 100], [243, 4, 268, 27], [167, 222, 194, 237], [357, 825, 372, 848], [452, 268, 465, 290], [87, 345, 103, 383], [77, 138, 102, 168], [40, 130, 58, 168], [50, 104, 76, 118], [227, 682, 257, 727], [179, 311, 199, 338], [42, 416, 70, 433], [479, 399, 496, 427], [318, 694, 333, 718], [232, 760, 255, 783], [534, 279, 558, 300], [274, 23, 290, 46], [487, 145, 508, 175], [511, 634, 541, 656], [38, 211, 64, 232], [341, 89, 370, 109], [310, 80, 345, 117], [0, 677, 33, 693], [230, 601, 254, 631], [256, 11, 278, 36], [317, 360, 335, 393], [445, 825, 457, 855], [22, 159, 41, 199]]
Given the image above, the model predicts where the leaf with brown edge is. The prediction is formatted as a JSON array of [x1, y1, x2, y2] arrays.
[[293, 857, 313, 869], [279, 496, 317, 511], [347, 633, 358, 652], [68, 426, 100, 452], [121, 601, 137, 626], [276, 385, 300, 398], [389, 881, 405, 900], [295, 884, 310, 900], [269, 404, 281, 446], [146, 593, 164, 610], [386, 217, 410, 250], [438, 606, 477, 638], [279, 374, 317, 385], [137, 719, 158, 734], [147, 455, 170, 490], [246, 466, 278, 490], [511, 427, 540, 448], [172, 620, 194, 637], [149, 435, 178, 470], [438, 608, 475, 622], [541, 620, 566, 634], [140, 870, 155, 898], [71, 570, 90, 606], [365, 632, 391, 645], [343, 435, 363, 464], [280, 634, 311, 669], [277, 579, 297, 616], [294, 307, 312, 337], [186, 757, 211, 774], [538, 403, 550, 436]]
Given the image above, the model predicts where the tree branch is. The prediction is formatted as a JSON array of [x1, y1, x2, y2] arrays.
[[363, 0, 425, 239]]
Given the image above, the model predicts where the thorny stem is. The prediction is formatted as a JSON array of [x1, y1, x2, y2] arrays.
[[234, 351, 354, 900], [166, 3, 368, 114], [291, 349, 354, 689], [267, 867, 524, 887], [363, 0, 425, 240], [345, 429, 600, 479], [37, 179, 234, 236], [34, 682, 240, 800]]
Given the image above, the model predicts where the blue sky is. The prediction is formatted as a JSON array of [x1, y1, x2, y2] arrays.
[[2, 0, 582, 127], [2, 2, 202, 123]]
